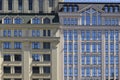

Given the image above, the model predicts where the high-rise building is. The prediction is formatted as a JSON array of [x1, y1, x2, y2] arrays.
[[0, 0, 63, 80], [58, 2, 120, 80]]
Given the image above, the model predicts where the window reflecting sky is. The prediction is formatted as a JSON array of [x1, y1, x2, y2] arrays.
[[64, 0, 120, 2]]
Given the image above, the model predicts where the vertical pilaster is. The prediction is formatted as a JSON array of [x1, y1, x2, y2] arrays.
[[43, 0, 49, 13], [0, 42, 3, 80], [108, 31, 110, 80], [118, 30, 120, 80], [3, 0, 8, 12], [23, 41, 31, 80], [33, 0, 39, 13], [23, 0, 28, 13], [51, 42, 58, 80], [13, 0, 18, 12], [102, 30, 105, 80]]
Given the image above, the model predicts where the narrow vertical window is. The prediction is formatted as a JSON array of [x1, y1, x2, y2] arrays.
[[29, 0, 33, 10], [8, 0, 12, 10], [0, 0, 2, 10], [18, 0, 22, 10]]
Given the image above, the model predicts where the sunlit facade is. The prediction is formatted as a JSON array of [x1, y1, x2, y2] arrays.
[[58, 2, 120, 80]]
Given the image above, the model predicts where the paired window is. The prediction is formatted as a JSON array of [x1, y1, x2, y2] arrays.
[[104, 6, 119, 13], [43, 30, 51, 36], [63, 5, 78, 12], [32, 17, 41, 24], [32, 30, 40, 37], [3, 42, 11, 49], [32, 54, 41, 61], [14, 42, 22, 49], [32, 42, 40, 49], [14, 17, 23, 24]]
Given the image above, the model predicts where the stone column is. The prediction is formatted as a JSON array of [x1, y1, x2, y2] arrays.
[[43, 0, 49, 13], [23, 41, 31, 80], [13, 0, 18, 13], [3, 0, 8, 12], [102, 30, 105, 80], [23, 0, 28, 13], [33, 0, 39, 13]]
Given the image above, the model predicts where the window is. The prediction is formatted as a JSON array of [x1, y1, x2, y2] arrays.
[[86, 13, 90, 25], [110, 42, 114, 53], [3, 42, 11, 49], [92, 67, 97, 76], [69, 6, 72, 12], [74, 54, 78, 64], [74, 6, 78, 12], [43, 18, 50, 24], [98, 31, 102, 40], [4, 79, 11, 80], [4, 66, 11, 73], [92, 55, 97, 64], [86, 67, 90, 76], [14, 54, 22, 61], [8, 0, 12, 10], [69, 67, 73, 76], [105, 6, 108, 12], [82, 55, 85, 65], [14, 66, 22, 73], [92, 43, 97, 53], [86, 31, 90, 40], [74, 42, 78, 53], [110, 56, 114, 65], [110, 7, 113, 13], [32, 54, 40, 61], [4, 54, 11, 61], [86, 55, 90, 65], [64, 67, 67, 76], [64, 42, 67, 53], [98, 43, 101, 53], [68, 30, 73, 40], [29, 0, 33, 10], [43, 30, 51, 36], [0, 0, 2, 10], [32, 42, 40, 49], [116, 56, 119, 64], [116, 68, 118, 76], [106, 55, 108, 64], [18, 0, 22, 10], [32, 67, 39, 73], [14, 30, 22, 37], [110, 67, 114, 77], [74, 67, 78, 76], [115, 6, 119, 12], [64, 54, 67, 64], [69, 54, 73, 64], [98, 56, 101, 64], [110, 31, 114, 41], [105, 43, 108, 53], [74, 30, 78, 41], [86, 42, 90, 53], [43, 54, 50, 61], [14, 42, 22, 49], [14, 17, 22, 24], [32, 30, 40, 37], [32, 17, 40, 24], [68, 42, 73, 53], [64, 30, 67, 41], [3, 30, 11, 37], [43, 42, 50, 49], [43, 67, 50, 73], [81, 31, 85, 40], [105, 31, 109, 41], [82, 43, 85, 53], [63, 6, 67, 12], [92, 30, 97, 40], [82, 67, 85, 77], [98, 68, 101, 76], [106, 68, 108, 76], [4, 17, 12, 24], [14, 79, 21, 80]]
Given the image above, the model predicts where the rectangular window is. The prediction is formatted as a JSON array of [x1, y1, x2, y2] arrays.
[[86, 30, 90, 40], [86, 55, 90, 65], [64, 54, 67, 64], [32, 67, 39, 73], [4, 54, 11, 61], [98, 43, 101, 53], [92, 30, 97, 40], [92, 56, 97, 65], [98, 68, 101, 76], [43, 30, 46, 36], [81, 31, 85, 40], [86, 14, 90, 25], [106, 68, 108, 76], [82, 67, 85, 77], [92, 67, 97, 76], [14, 66, 22, 73], [4, 66, 11, 73], [18, 0, 22, 10], [32, 30, 40, 37], [110, 67, 114, 77], [32, 54, 40, 61], [64, 67, 67, 76], [64, 30, 67, 41], [14, 54, 22, 61], [69, 54, 73, 64], [74, 67, 78, 76], [3, 42, 11, 49], [68, 30, 73, 41], [98, 56, 101, 64], [43, 67, 50, 73], [64, 42, 67, 53], [0, 0, 2, 10], [74, 42, 78, 53], [82, 43, 85, 53], [14, 42, 22, 49], [3, 30, 11, 37], [74, 30, 78, 40], [86, 67, 90, 76], [74, 54, 78, 64], [69, 67, 73, 76], [105, 31, 109, 41], [82, 55, 85, 65], [14, 30, 22, 37], [43, 54, 50, 61], [48, 30, 51, 36], [98, 31, 102, 40], [92, 43, 97, 53], [86, 42, 90, 53], [43, 42, 50, 49], [110, 42, 114, 53], [105, 43, 108, 53], [32, 42, 40, 49], [106, 55, 108, 64], [29, 0, 33, 10], [110, 31, 114, 41], [110, 56, 114, 65], [8, 0, 12, 10], [68, 42, 73, 53]]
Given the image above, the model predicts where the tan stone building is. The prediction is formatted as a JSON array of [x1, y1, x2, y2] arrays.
[[58, 2, 120, 80], [0, 0, 63, 80]]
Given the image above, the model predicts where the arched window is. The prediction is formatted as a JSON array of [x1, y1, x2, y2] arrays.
[[115, 6, 119, 12], [4, 17, 12, 24], [81, 8, 102, 26], [110, 6, 113, 13], [32, 17, 40, 24], [104, 6, 108, 12], [74, 6, 78, 12], [14, 17, 22, 24], [63, 6, 67, 12], [43, 18, 50, 24], [69, 6, 72, 12]]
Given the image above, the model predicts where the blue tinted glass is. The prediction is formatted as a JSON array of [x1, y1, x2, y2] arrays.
[[32, 17, 40, 24], [4, 17, 12, 24], [14, 18, 22, 24]]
